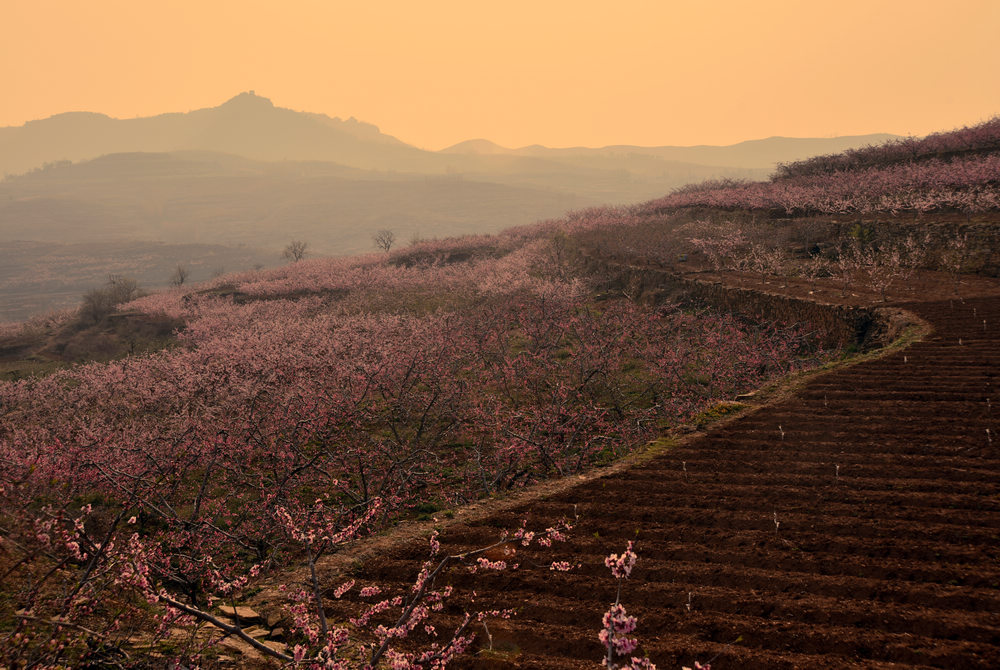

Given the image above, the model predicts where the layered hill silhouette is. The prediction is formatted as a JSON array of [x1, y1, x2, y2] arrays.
[[0, 92, 903, 321], [0, 92, 424, 176], [440, 134, 903, 171], [1, 91, 899, 201], [0, 151, 589, 320], [0, 151, 590, 251]]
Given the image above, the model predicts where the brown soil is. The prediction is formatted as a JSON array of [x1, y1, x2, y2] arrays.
[[271, 266, 1000, 670], [678, 267, 1000, 309]]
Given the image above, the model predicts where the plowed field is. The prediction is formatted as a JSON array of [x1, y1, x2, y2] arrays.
[[328, 295, 1000, 669]]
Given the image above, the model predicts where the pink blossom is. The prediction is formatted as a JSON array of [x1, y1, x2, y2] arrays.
[[605, 541, 638, 580], [333, 580, 355, 598]]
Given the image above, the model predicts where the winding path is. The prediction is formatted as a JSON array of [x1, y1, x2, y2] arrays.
[[327, 293, 1000, 669]]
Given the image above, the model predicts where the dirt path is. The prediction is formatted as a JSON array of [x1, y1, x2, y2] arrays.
[[314, 291, 1000, 669]]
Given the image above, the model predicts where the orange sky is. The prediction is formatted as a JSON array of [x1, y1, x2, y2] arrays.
[[3, 0, 999, 150]]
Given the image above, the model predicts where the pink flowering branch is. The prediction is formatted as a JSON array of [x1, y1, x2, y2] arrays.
[[599, 541, 655, 670], [363, 520, 573, 668]]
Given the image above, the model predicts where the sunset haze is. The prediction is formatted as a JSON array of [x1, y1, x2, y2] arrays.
[[3, 0, 999, 149]]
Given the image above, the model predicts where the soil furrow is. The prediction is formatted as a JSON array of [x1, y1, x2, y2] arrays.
[[315, 294, 1000, 668]]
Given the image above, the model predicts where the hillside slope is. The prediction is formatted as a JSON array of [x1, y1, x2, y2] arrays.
[[3, 116, 999, 669], [333, 287, 1000, 669], [0, 151, 593, 251]]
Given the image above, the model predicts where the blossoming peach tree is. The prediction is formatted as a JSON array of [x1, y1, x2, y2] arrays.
[[1, 228, 821, 667]]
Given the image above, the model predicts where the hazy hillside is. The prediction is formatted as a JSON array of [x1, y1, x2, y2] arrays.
[[0, 152, 594, 250], [0, 151, 595, 320], [0, 240, 275, 322], [641, 116, 1000, 217], [0, 93, 907, 322]]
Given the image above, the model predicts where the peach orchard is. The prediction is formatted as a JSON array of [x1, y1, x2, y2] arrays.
[[0, 230, 822, 667]]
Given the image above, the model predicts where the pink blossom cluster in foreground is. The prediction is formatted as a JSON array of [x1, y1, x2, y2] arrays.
[[599, 542, 655, 670], [600, 543, 712, 670]]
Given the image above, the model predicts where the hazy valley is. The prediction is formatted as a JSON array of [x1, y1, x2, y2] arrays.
[[0, 92, 898, 320]]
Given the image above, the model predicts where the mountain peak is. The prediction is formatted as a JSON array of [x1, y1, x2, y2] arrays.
[[219, 91, 274, 109], [440, 138, 511, 155]]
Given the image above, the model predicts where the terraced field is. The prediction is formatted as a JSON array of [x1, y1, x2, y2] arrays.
[[330, 296, 1000, 668]]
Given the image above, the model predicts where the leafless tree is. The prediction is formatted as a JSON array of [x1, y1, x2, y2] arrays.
[[373, 229, 396, 253], [105, 274, 140, 304], [79, 275, 141, 324], [941, 233, 970, 295], [283, 240, 308, 263], [170, 265, 190, 287], [800, 256, 831, 290], [743, 243, 786, 285]]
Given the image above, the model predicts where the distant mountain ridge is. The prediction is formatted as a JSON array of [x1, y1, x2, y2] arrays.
[[0, 92, 429, 177], [2, 92, 900, 186], [441, 134, 902, 170]]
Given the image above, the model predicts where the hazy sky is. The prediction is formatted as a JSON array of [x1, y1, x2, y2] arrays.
[[3, 0, 999, 149]]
